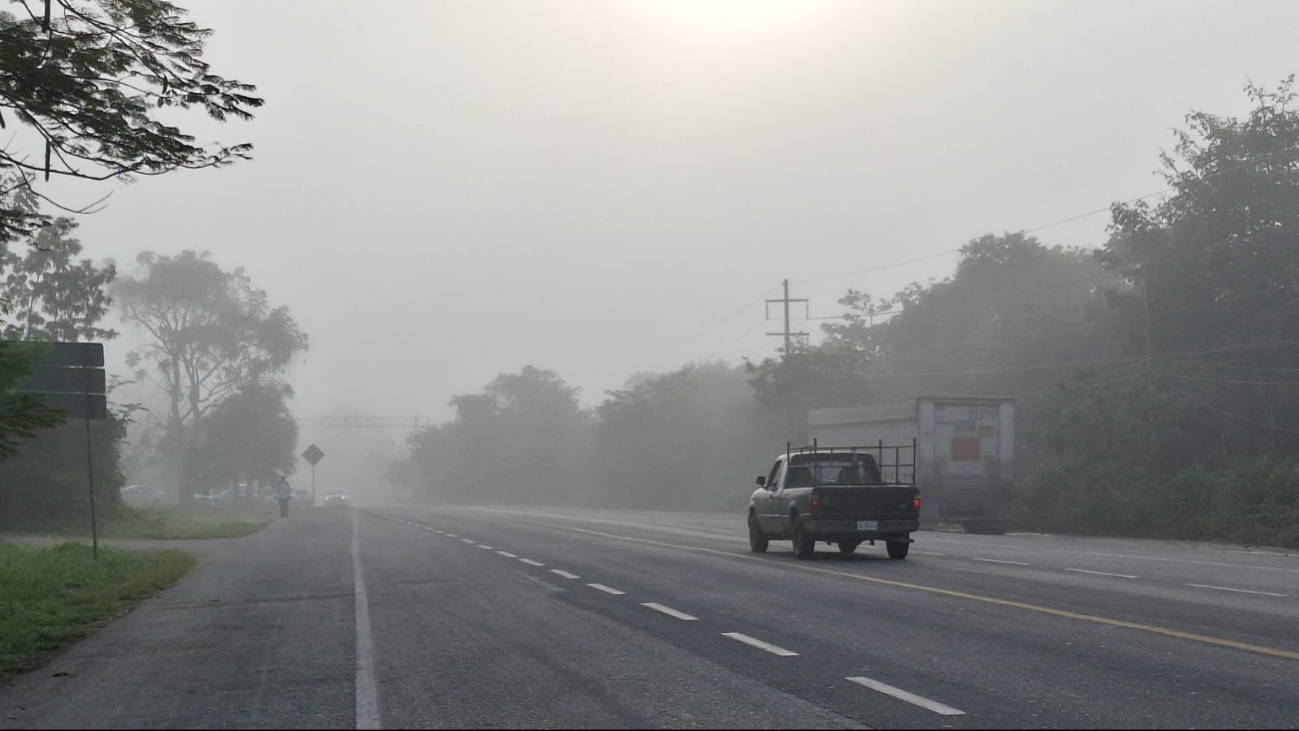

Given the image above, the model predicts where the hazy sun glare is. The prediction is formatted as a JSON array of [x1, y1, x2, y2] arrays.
[[633, 0, 849, 41]]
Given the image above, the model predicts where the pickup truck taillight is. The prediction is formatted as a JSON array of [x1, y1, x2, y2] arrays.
[[912, 497, 922, 511], [810, 496, 821, 514]]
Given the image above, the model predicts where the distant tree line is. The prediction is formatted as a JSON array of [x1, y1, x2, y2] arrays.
[[398, 78, 1299, 548]]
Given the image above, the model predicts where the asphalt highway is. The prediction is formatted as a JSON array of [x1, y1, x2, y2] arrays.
[[2, 505, 1296, 729]]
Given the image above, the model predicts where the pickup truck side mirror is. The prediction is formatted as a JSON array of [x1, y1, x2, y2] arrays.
[[755, 475, 766, 487]]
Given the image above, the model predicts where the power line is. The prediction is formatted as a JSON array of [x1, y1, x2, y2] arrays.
[[790, 147, 1295, 287], [1159, 376, 1299, 434], [1154, 371, 1299, 387], [628, 283, 782, 370], [702, 319, 769, 360], [857, 336, 1299, 382], [1159, 360, 1299, 373], [296, 417, 427, 429]]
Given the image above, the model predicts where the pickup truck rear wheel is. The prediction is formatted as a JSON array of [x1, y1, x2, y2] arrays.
[[748, 514, 769, 553], [838, 541, 860, 555], [792, 519, 815, 560], [886, 540, 910, 560]]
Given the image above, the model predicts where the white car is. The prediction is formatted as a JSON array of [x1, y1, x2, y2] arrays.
[[121, 485, 172, 506]]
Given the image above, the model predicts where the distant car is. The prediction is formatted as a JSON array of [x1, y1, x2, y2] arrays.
[[121, 484, 171, 506], [208, 489, 236, 507], [322, 491, 352, 508]]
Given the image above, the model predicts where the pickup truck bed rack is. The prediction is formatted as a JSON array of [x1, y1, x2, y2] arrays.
[[784, 439, 917, 486]]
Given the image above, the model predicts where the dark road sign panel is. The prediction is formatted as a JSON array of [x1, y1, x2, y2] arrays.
[[302, 444, 325, 466], [35, 392, 108, 421], [36, 342, 105, 368], [18, 367, 106, 396]]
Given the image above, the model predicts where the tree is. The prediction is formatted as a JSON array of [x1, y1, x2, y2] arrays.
[[0, 339, 61, 458], [0, 207, 123, 523], [114, 251, 307, 502], [1098, 76, 1299, 468], [594, 362, 777, 510], [744, 344, 875, 439], [407, 366, 588, 505], [195, 381, 297, 497], [2, 215, 117, 342], [0, 0, 262, 240]]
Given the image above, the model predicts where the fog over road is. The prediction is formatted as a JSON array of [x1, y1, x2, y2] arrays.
[[4, 507, 1297, 729]]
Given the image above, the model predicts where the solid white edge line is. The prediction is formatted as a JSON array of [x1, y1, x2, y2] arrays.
[[352, 510, 381, 730], [520, 559, 546, 567], [588, 583, 625, 595], [550, 569, 581, 580], [847, 676, 965, 716], [1187, 583, 1288, 597], [971, 557, 1029, 566], [1066, 568, 1138, 579], [642, 603, 698, 621], [722, 632, 798, 656], [497, 551, 518, 558]]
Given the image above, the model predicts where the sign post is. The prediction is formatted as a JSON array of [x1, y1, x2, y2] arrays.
[[15, 342, 108, 558], [302, 443, 325, 505]]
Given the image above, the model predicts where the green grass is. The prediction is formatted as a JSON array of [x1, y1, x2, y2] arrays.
[[98, 505, 276, 540], [2, 504, 277, 541], [0, 541, 196, 680]]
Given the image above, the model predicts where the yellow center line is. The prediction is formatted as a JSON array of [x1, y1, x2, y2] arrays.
[[538, 521, 1299, 663]]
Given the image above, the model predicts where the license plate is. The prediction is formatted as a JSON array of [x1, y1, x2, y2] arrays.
[[857, 520, 878, 531]]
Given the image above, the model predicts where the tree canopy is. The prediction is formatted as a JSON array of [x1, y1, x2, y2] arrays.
[[114, 250, 307, 501], [0, 0, 262, 240]]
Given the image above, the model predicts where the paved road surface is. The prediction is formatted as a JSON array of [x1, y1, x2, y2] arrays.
[[2, 505, 1297, 729]]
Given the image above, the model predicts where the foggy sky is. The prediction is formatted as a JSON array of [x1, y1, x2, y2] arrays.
[[40, 0, 1299, 436]]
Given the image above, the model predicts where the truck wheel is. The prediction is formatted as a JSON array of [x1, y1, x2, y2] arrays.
[[748, 514, 769, 553], [792, 519, 815, 560], [838, 541, 860, 555], [886, 541, 910, 560]]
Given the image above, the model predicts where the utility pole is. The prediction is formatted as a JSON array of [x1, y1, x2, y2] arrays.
[[1143, 276, 1158, 476], [766, 279, 809, 356]]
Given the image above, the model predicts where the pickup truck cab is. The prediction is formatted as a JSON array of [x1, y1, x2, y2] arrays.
[[747, 447, 921, 560]]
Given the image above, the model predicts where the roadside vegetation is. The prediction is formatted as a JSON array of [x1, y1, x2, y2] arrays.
[[0, 542, 195, 681], [392, 79, 1299, 550], [2, 504, 275, 541]]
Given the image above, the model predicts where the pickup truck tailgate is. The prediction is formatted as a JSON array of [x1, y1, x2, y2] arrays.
[[817, 486, 916, 519]]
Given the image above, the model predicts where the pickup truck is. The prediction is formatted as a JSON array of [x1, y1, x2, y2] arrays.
[[747, 446, 921, 560]]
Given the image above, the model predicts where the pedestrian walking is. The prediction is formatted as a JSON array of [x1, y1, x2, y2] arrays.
[[276, 475, 293, 519]]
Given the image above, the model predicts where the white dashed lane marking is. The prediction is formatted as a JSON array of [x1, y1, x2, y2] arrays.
[[847, 676, 965, 716], [972, 557, 1029, 566], [520, 559, 546, 567], [722, 633, 798, 656], [497, 551, 518, 558], [550, 570, 580, 580], [1066, 568, 1138, 579], [642, 603, 697, 621], [1187, 584, 1288, 597], [588, 584, 625, 595]]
